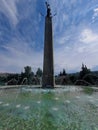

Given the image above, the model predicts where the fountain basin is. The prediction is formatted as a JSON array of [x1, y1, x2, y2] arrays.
[[0, 85, 98, 130]]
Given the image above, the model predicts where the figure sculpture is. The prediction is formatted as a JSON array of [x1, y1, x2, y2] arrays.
[[45, 2, 51, 17]]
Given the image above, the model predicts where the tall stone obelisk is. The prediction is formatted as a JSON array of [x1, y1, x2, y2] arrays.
[[42, 2, 54, 88]]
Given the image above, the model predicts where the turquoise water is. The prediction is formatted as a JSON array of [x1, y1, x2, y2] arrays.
[[0, 86, 98, 130]]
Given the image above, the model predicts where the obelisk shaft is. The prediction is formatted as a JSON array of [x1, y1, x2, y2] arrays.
[[42, 16, 54, 88]]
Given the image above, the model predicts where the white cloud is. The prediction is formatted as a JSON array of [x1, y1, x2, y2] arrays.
[[0, 40, 43, 73], [54, 28, 98, 73], [92, 8, 98, 22], [0, 0, 18, 25], [51, 0, 98, 73], [63, 14, 69, 22], [94, 8, 98, 12], [54, 44, 98, 73], [1, 0, 98, 73], [94, 8, 98, 16], [57, 36, 68, 45], [80, 29, 98, 43]]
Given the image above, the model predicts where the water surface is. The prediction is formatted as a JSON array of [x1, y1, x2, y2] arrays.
[[0, 85, 98, 130]]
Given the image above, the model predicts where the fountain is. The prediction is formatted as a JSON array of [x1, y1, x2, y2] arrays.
[[0, 2, 98, 130], [0, 85, 98, 129]]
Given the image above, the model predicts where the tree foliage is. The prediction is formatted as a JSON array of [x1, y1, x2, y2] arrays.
[[59, 69, 67, 76], [36, 68, 43, 77], [24, 66, 32, 77], [79, 64, 91, 79]]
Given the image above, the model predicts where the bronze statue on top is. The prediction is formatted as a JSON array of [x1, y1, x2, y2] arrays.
[[45, 2, 51, 17]]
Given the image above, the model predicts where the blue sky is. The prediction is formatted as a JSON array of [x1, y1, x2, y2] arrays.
[[0, 0, 98, 74]]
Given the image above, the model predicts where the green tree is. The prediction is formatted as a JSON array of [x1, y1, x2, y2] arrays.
[[79, 64, 91, 79], [59, 72, 62, 76], [36, 68, 43, 77], [20, 66, 34, 85], [62, 69, 67, 76], [24, 66, 32, 77], [59, 69, 67, 76]]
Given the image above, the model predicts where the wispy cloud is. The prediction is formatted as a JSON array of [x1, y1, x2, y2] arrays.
[[0, 0, 98, 73], [0, 0, 18, 25], [0, 40, 43, 73], [92, 7, 98, 22], [54, 27, 98, 73], [80, 29, 98, 43]]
